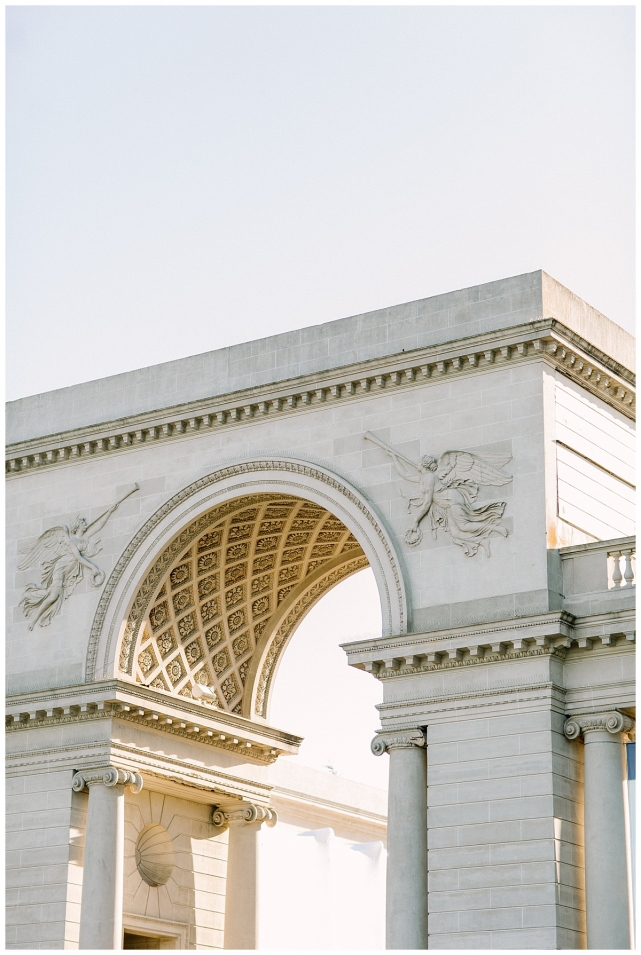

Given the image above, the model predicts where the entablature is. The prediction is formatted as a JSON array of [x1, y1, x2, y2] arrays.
[[6, 737, 275, 809], [343, 609, 635, 678], [6, 318, 635, 477], [4, 678, 302, 764]]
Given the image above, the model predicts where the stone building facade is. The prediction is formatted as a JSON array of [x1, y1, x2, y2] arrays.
[[6, 270, 635, 949]]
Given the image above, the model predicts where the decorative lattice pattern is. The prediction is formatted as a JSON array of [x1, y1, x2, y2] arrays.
[[133, 495, 362, 713]]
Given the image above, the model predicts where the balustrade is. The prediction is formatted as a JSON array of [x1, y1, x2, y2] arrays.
[[608, 547, 636, 590]]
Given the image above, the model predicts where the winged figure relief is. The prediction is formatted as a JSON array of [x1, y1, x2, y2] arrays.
[[18, 485, 139, 630], [364, 432, 512, 556]]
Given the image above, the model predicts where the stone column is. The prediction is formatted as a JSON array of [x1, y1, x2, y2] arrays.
[[564, 711, 635, 950], [372, 729, 428, 950], [213, 803, 277, 950], [72, 766, 143, 950]]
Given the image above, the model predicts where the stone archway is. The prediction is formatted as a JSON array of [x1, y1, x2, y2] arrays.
[[123, 492, 368, 719], [86, 457, 409, 723]]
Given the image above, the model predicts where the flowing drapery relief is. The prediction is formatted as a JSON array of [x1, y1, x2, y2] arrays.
[[364, 432, 512, 555], [18, 485, 139, 629]]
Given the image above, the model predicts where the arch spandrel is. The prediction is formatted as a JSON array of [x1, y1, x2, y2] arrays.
[[88, 459, 409, 715]]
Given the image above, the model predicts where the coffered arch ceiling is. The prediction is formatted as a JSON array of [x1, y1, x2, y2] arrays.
[[124, 493, 368, 719]]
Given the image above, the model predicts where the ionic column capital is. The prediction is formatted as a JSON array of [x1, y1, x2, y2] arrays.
[[212, 803, 277, 829], [564, 711, 635, 742], [72, 765, 143, 793], [371, 729, 426, 756]]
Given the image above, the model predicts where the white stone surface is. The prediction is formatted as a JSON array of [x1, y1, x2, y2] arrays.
[[6, 770, 83, 949], [425, 706, 585, 950], [6, 362, 558, 694], [123, 789, 226, 950], [554, 376, 635, 543], [382, 737, 428, 949], [6, 270, 634, 446], [261, 760, 387, 949], [5, 273, 635, 950]]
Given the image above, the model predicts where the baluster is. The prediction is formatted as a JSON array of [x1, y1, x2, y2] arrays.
[[610, 551, 623, 589], [622, 550, 635, 588]]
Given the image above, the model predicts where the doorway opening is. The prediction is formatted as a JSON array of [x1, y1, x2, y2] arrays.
[[123, 931, 177, 949]]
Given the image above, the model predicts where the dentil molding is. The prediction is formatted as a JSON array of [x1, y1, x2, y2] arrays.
[[6, 321, 635, 476]]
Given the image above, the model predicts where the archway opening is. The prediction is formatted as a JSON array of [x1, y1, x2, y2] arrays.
[[259, 569, 388, 950], [268, 568, 386, 788], [122, 492, 372, 721]]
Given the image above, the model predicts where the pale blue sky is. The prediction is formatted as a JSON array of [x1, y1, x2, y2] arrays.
[[6, 5, 635, 401]]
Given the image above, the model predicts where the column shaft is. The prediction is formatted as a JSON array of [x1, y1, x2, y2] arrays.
[[224, 820, 262, 949], [583, 730, 632, 949], [386, 742, 428, 949], [79, 780, 126, 949]]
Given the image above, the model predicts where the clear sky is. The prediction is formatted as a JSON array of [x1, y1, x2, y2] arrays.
[[6, 4, 635, 402], [269, 569, 387, 790], [5, 5, 635, 790]]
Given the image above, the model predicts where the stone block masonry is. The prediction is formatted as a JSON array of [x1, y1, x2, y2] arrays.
[[6, 271, 635, 949]]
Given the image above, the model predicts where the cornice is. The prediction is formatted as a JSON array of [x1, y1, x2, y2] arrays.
[[343, 610, 635, 676], [343, 611, 574, 670], [570, 613, 636, 649], [5, 318, 635, 477], [369, 644, 570, 679], [4, 679, 301, 763]]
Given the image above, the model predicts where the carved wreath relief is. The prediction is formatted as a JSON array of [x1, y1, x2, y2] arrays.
[[18, 485, 139, 629], [364, 432, 512, 556]]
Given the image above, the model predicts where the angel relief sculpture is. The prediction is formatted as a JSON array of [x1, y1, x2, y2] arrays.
[[364, 432, 512, 556], [18, 485, 139, 630]]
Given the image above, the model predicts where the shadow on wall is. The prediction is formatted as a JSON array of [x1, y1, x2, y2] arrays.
[[122, 788, 227, 949]]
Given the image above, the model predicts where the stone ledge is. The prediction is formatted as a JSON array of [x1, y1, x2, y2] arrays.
[[343, 610, 635, 676], [5, 320, 635, 477], [4, 679, 302, 764]]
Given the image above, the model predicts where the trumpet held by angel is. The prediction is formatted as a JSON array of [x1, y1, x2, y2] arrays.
[[364, 432, 512, 556], [18, 485, 139, 630]]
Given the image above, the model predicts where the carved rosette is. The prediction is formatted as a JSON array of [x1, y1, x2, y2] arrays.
[[564, 711, 635, 742], [371, 730, 426, 756], [212, 804, 277, 829], [72, 765, 144, 793]]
